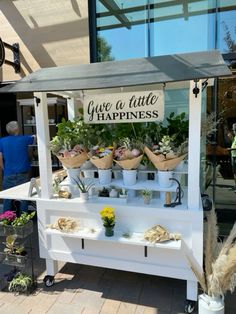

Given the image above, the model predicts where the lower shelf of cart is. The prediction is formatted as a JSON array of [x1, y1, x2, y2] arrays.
[[45, 228, 181, 250]]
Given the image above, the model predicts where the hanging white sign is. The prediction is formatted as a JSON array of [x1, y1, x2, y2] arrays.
[[83, 90, 164, 124]]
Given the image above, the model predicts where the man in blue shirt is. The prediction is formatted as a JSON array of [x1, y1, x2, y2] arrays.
[[0, 121, 35, 213]]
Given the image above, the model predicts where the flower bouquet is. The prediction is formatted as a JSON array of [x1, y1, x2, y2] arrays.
[[144, 135, 187, 171], [100, 206, 115, 237], [49, 118, 89, 169], [114, 138, 143, 170], [88, 146, 114, 170], [56, 144, 88, 169]]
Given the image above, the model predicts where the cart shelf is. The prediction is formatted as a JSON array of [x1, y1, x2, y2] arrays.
[[45, 228, 181, 250]]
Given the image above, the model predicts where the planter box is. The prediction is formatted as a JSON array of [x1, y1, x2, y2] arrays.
[[0, 252, 28, 267], [0, 220, 33, 238]]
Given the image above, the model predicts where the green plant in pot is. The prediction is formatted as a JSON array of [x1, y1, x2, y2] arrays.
[[3, 235, 17, 260], [8, 272, 33, 293], [140, 189, 152, 204], [73, 176, 94, 201]]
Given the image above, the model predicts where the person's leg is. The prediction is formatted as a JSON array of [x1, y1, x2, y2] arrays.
[[2, 174, 16, 212], [231, 157, 236, 190], [15, 173, 30, 214]]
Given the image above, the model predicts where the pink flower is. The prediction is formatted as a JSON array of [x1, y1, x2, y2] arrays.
[[0, 210, 17, 224]]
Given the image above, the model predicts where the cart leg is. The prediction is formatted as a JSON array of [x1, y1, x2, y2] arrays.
[[43, 259, 58, 287], [46, 259, 58, 276], [186, 280, 198, 301], [184, 280, 197, 313]]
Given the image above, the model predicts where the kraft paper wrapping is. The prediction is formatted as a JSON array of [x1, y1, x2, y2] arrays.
[[144, 146, 187, 171], [114, 154, 143, 170], [57, 151, 88, 169], [90, 153, 113, 170]]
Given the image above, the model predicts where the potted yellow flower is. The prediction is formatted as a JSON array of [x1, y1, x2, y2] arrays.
[[99, 206, 115, 237]]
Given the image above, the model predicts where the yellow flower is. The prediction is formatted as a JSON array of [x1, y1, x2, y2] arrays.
[[100, 206, 115, 227]]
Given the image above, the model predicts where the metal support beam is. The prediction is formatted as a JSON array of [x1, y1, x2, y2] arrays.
[[3, 41, 20, 73]]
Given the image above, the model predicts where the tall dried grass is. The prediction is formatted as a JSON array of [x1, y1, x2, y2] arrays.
[[186, 206, 236, 298]]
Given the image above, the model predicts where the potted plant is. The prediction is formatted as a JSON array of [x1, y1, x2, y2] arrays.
[[3, 235, 17, 262], [109, 186, 118, 198], [0, 211, 17, 236], [186, 207, 236, 313], [99, 206, 115, 237], [2, 235, 27, 265], [73, 176, 94, 201], [11, 211, 36, 238], [118, 188, 128, 199], [140, 189, 152, 204], [8, 272, 33, 293]]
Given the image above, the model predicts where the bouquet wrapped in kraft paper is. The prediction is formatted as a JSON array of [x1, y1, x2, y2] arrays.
[[49, 118, 92, 169], [57, 150, 88, 169], [88, 146, 114, 170], [114, 138, 143, 170], [144, 135, 188, 171]]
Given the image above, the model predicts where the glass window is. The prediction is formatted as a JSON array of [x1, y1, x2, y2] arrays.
[[217, 1, 236, 52]]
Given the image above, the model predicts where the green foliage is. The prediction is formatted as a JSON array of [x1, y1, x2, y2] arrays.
[[73, 176, 94, 193], [161, 112, 189, 146], [3, 235, 17, 254], [97, 36, 114, 62], [11, 211, 35, 227], [8, 273, 32, 293], [140, 189, 152, 199]]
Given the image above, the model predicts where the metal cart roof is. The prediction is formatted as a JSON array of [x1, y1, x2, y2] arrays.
[[0, 50, 231, 93]]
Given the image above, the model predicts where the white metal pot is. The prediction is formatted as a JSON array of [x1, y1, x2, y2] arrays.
[[98, 169, 112, 185], [198, 294, 224, 314], [66, 168, 80, 184], [80, 192, 89, 202], [158, 170, 173, 188], [109, 188, 118, 198], [122, 169, 137, 186]]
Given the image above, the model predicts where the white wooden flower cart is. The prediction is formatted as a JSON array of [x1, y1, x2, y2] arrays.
[[0, 51, 231, 313]]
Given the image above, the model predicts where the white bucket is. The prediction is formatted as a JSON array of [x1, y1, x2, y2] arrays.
[[66, 168, 80, 184], [80, 192, 89, 202], [98, 169, 112, 185], [122, 170, 137, 186], [158, 170, 173, 188], [198, 294, 224, 314]]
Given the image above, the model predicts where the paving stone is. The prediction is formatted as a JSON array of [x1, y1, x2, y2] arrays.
[[118, 301, 137, 314], [71, 288, 105, 311], [47, 302, 84, 314], [100, 299, 121, 314], [0, 302, 32, 314], [20, 291, 58, 312]]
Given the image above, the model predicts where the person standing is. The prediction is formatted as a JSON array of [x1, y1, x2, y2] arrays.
[[0, 121, 35, 212]]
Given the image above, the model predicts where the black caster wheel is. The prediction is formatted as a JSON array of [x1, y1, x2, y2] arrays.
[[43, 275, 55, 287], [184, 300, 196, 313]]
